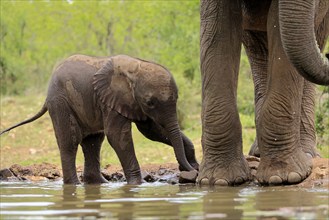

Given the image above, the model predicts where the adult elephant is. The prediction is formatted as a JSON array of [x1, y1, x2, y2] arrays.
[[199, 0, 329, 186], [1, 54, 198, 184]]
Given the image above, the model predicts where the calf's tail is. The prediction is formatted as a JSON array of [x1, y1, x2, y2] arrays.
[[0, 104, 48, 135]]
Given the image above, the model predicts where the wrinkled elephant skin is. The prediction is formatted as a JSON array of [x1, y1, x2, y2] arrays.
[[199, 0, 329, 186]]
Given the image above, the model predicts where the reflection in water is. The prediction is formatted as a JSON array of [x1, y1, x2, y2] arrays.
[[0, 181, 328, 219], [202, 186, 243, 219], [53, 185, 105, 218], [246, 187, 329, 219]]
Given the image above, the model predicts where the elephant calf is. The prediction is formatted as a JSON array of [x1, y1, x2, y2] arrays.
[[0, 54, 199, 184]]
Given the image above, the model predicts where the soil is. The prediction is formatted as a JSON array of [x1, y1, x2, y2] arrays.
[[0, 157, 328, 188]]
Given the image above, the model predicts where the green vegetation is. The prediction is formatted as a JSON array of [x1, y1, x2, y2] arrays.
[[316, 85, 329, 156], [0, 1, 328, 168]]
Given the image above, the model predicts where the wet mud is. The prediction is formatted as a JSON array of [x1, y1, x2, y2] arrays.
[[1, 157, 328, 188]]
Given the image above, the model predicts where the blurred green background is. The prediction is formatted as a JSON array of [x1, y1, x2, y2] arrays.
[[0, 1, 328, 169]]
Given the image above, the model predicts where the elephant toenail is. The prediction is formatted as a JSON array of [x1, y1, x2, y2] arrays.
[[268, 175, 283, 185], [214, 179, 229, 186], [234, 177, 244, 185], [287, 172, 302, 184], [200, 178, 209, 185]]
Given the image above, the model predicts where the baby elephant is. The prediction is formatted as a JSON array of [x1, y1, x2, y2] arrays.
[[1, 54, 199, 184]]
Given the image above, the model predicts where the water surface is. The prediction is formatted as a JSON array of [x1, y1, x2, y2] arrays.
[[0, 181, 328, 219]]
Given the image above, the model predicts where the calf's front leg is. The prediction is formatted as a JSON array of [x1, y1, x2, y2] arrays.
[[105, 111, 142, 185]]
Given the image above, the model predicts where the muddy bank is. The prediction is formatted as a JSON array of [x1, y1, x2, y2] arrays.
[[1, 158, 328, 188], [0, 162, 185, 184]]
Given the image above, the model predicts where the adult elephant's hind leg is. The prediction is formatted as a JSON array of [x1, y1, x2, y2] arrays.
[[81, 133, 108, 184], [299, 12, 329, 159], [242, 30, 269, 158], [300, 81, 319, 158], [199, 0, 251, 186], [256, 1, 312, 185]]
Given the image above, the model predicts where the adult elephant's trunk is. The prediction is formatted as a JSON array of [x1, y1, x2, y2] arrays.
[[279, 0, 329, 85], [163, 117, 195, 171]]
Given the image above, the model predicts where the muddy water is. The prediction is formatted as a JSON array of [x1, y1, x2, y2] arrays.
[[0, 181, 328, 219]]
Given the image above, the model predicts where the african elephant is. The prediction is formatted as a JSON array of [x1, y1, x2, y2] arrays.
[[1, 54, 198, 184], [199, 0, 329, 186]]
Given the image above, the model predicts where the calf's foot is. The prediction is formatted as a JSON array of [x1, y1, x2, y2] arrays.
[[83, 173, 109, 184]]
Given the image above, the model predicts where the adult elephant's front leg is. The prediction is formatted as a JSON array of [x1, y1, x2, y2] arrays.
[[256, 1, 312, 185], [199, 0, 251, 186]]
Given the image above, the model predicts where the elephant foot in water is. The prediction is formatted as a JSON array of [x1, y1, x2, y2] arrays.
[[82, 173, 109, 184], [256, 149, 312, 185], [197, 155, 251, 186]]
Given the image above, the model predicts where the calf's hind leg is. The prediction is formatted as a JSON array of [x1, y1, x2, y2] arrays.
[[48, 100, 82, 184], [81, 133, 108, 184]]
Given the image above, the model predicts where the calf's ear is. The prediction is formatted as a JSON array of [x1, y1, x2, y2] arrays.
[[93, 58, 146, 121]]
